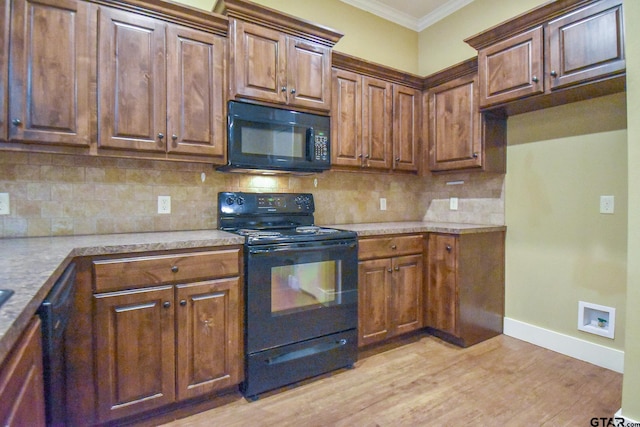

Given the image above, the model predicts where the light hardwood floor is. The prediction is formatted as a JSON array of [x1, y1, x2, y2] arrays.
[[161, 333, 622, 426]]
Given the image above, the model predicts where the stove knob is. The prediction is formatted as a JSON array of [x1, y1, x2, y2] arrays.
[[225, 196, 235, 205], [236, 196, 245, 205]]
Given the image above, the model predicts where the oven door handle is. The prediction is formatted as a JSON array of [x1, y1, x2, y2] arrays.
[[249, 241, 356, 255]]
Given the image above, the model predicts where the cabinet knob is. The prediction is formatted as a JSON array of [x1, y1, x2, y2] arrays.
[[532, 76, 539, 83], [11, 119, 22, 126], [446, 244, 452, 252], [391, 245, 397, 250], [157, 133, 164, 140], [172, 134, 178, 141], [171, 265, 179, 273], [387, 268, 393, 273], [180, 299, 187, 306], [290, 88, 296, 94], [394, 266, 400, 271], [358, 154, 363, 158], [365, 154, 370, 159], [281, 86, 287, 92], [163, 301, 171, 308], [395, 157, 400, 162], [472, 152, 479, 159], [550, 70, 558, 77]]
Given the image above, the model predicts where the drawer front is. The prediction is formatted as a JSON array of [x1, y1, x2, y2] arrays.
[[94, 249, 241, 292], [358, 235, 423, 260]]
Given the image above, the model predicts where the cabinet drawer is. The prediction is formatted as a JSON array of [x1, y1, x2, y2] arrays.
[[358, 235, 423, 260], [93, 249, 241, 292]]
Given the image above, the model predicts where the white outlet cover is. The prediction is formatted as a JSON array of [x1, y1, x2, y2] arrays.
[[0, 193, 9, 215], [600, 195, 614, 214], [158, 196, 171, 214], [379, 198, 387, 211]]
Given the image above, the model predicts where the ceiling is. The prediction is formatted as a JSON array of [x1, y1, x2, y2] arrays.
[[340, 0, 474, 32]]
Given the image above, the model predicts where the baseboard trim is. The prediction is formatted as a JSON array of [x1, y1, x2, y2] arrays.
[[615, 409, 640, 425], [503, 317, 624, 373]]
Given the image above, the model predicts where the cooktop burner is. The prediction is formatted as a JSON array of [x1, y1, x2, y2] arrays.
[[218, 192, 356, 245]]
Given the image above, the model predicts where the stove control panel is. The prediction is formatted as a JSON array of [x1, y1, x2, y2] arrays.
[[219, 192, 315, 215]]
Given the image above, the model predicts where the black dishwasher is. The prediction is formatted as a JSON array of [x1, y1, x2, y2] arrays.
[[37, 263, 76, 427]]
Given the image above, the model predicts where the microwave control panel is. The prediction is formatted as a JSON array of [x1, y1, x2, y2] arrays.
[[314, 132, 329, 161]]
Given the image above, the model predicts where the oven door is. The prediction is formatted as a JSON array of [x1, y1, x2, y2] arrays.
[[246, 238, 358, 354]]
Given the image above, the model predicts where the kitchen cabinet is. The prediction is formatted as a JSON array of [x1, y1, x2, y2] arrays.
[[0, 0, 8, 141], [7, 0, 92, 147], [425, 58, 506, 173], [98, 6, 226, 162], [0, 317, 46, 426], [358, 235, 424, 346], [92, 248, 243, 423], [331, 53, 423, 173], [426, 231, 505, 347], [467, 0, 625, 114], [219, 0, 342, 112]]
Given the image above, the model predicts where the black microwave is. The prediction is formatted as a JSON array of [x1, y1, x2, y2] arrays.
[[218, 101, 331, 174]]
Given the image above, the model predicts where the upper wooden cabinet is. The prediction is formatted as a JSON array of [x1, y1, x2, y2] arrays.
[[7, 0, 92, 147], [217, 0, 342, 112], [425, 58, 506, 173], [0, 0, 9, 142], [98, 6, 227, 162], [467, 0, 625, 114], [331, 52, 423, 173]]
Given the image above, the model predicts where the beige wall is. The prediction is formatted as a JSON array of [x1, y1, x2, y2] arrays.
[[622, 0, 640, 419]]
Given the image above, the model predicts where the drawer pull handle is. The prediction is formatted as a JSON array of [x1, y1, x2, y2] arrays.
[[163, 301, 171, 308], [171, 266, 179, 273]]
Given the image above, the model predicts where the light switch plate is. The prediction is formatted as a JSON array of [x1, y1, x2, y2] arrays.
[[600, 195, 614, 214], [379, 198, 387, 211], [0, 193, 9, 215], [450, 197, 458, 211]]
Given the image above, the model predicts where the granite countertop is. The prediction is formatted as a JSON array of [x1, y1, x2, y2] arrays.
[[0, 221, 504, 366], [0, 230, 243, 366], [325, 221, 506, 236]]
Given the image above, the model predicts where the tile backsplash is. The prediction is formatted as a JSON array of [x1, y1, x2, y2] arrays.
[[0, 152, 504, 238]]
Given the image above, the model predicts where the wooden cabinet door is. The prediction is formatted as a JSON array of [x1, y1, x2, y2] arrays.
[[391, 254, 423, 336], [176, 278, 242, 400], [427, 234, 458, 337], [0, 0, 8, 141], [8, 0, 91, 146], [478, 26, 544, 108], [231, 20, 286, 105], [392, 85, 420, 172], [94, 286, 175, 422], [547, 0, 624, 91], [358, 258, 391, 346], [98, 7, 166, 152], [166, 25, 226, 161], [0, 317, 46, 426], [428, 73, 482, 171], [331, 68, 362, 167], [362, 76, 392, 170], [287, 38, 331, 110]]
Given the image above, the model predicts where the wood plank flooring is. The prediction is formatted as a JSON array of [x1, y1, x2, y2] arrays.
[[161, 333, 622, 426]]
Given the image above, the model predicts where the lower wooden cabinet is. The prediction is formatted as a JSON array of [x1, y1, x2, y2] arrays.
[[91, 248, 243, 424], [358, 235, 423, 346], [0, 317, 46, 426], [426, 231, 505, 347]]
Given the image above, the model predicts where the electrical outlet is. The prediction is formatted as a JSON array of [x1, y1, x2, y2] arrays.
[[379, 198, 387, 211], [0, 193, 9, 215], [450, 197, 459, 211], [600, 195, 614, 214], [158, 196, 171, 214]]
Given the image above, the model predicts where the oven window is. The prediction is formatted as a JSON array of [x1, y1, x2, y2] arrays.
[[271, 260, 341, 315]]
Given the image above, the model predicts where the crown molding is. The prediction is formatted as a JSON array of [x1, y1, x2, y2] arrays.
[[340, 0, 474, 32]]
